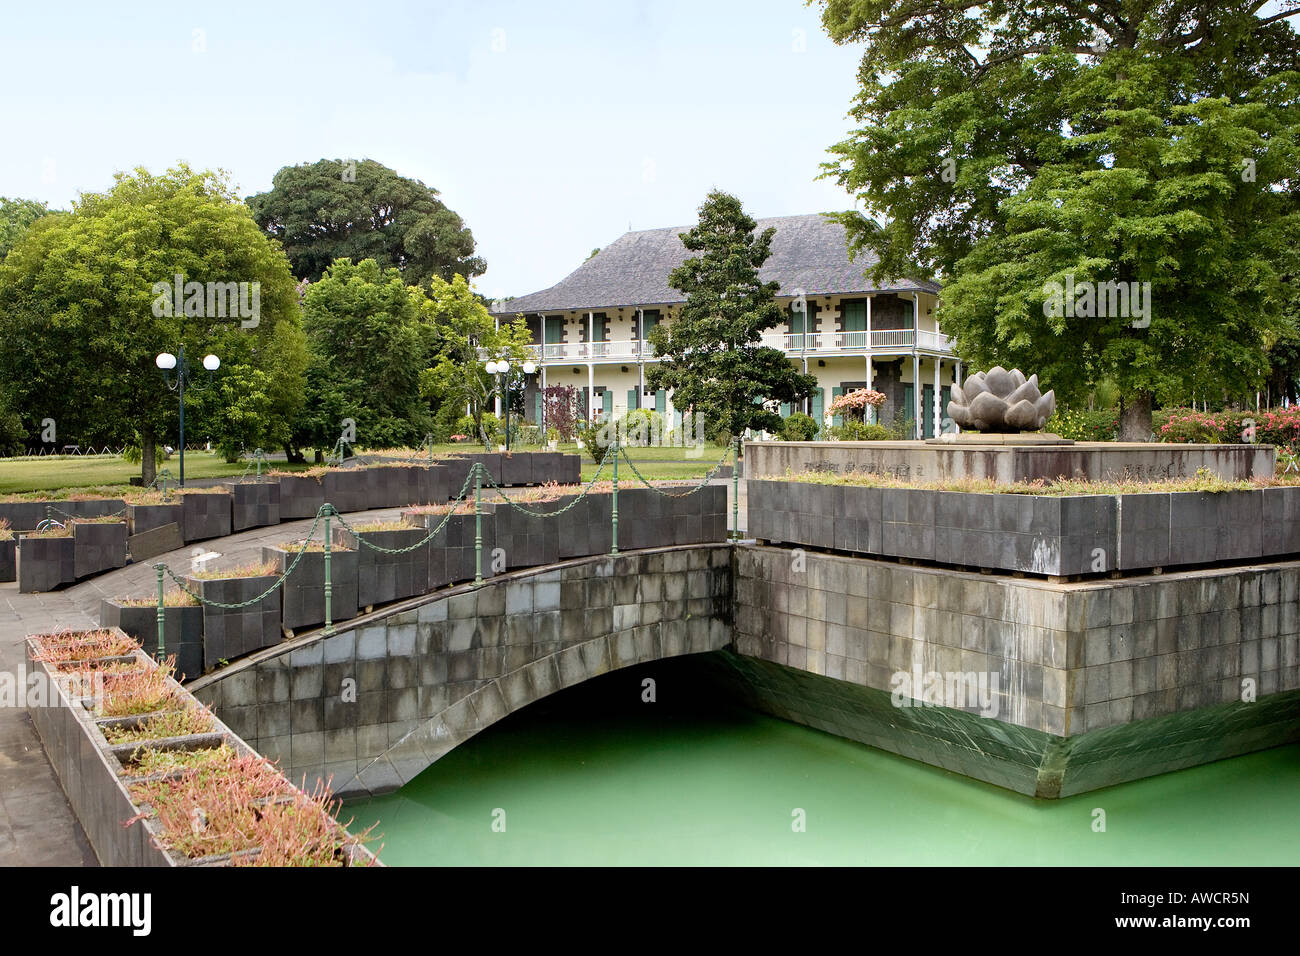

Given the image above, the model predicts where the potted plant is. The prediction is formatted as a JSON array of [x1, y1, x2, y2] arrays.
[[263, 538, 359, 633], [183, 561, 282, 670], [333, 519, 430, 608], [100, 591, 204, 681], [546, 426, 560, 451]]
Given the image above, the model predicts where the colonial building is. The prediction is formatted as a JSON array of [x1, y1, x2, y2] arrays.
[[489, 213, 959, 438]]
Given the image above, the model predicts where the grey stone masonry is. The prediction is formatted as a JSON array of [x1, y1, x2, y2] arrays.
[[185, 573, 282, 671], [72, 522, 128, 579], [278, 475, 326, 520], [100, 599, 204, 681], [264, 544, 360, 632], [226, 480, 280, 531], [180, 491, 233, 542], [192, 545, 733, 798], [0, 539, 14, 583], [334, 525, 430, 609], [128, 502, 183, 536], [733, 544, 1300, 738], [745, 440, 1274, 483], [17, 535, 74, 592], [750, 479, 1300, 576]]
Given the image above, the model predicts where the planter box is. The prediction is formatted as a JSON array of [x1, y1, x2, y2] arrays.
[[129, 502, 183, 536], [0, 539, 13, 582], [384, 463, 449, 507], [323, 467, 372, 514], [225, 481, 280, 531], [17, 535, 74, 592], [0, 501, 48, 532], [413, 508, 496, 585], [184, 574, 281, 670], [59, 498, 127, 520], [73, 521, 128, 578], [499, 453, 534, 487], [180, 492, 232, 543], [557, 494, 612, 559], [333, 525, 430, 608], [99, 599, 204, 681], [25, 639, 379, 867], [277, 475, 326, 519], [263, 544, 359, 631], [493, 498, 563, 568]]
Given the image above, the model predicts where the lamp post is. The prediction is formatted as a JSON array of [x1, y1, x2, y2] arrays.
[[484, 358, 537, 451], [155, 346, 219, 487]]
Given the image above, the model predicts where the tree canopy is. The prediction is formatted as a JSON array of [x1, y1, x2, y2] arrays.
[[296, 258, 442, 453], [247, 159, 486, 286], [0, 197, 55, 261], [818, 0, 1300, 437], [647, 190, 817, 437], [0, 164, 306, 481]]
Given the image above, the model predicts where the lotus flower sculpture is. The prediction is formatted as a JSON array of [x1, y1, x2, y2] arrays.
[[947, 367, 1055, 433]]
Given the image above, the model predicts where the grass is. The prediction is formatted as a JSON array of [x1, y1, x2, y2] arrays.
[[0, 452, 312, 495], [102, 706, 215, 745], [188, 560, 278, 580]]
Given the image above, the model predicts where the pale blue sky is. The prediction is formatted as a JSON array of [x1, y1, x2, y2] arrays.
[[0, 0, 865, 298]]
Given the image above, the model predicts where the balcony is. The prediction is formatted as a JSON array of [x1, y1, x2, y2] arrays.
[[492, 328, 954, 365]]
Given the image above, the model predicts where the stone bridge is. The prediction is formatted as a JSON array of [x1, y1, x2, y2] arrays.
[[192, 541, 1300, 800], [191, 545, 733, 798]]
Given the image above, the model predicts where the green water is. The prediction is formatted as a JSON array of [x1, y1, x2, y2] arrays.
[[349, 658, 1300, 866]]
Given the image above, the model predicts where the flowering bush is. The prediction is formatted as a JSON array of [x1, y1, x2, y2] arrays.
[[829, 388, 886, 421], [1047, 408, 1120, 441]]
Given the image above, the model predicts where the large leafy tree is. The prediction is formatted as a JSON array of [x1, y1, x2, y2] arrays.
[[298, 258, 439, 452], [247, 159, 486, 286], [421, 275, 533, 447], [0, 197, 56, 261], [818, 1, 1300, 438], [647, 190, 817, 437], [0, 165, 306, 482]]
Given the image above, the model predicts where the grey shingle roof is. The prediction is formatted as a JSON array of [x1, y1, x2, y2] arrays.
[[490, 213, 941, 315]]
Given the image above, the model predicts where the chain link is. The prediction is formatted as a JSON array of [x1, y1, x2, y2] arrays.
[[477, 444, 615, 517], [156, 508, 328, 609], [617, 444, 732, 498], [329, 464, 476, 553]]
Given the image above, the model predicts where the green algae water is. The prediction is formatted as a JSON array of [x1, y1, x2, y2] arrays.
[[349, 657, 1300, 866]]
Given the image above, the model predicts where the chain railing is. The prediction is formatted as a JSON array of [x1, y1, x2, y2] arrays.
[[144, 442, 742, 663]]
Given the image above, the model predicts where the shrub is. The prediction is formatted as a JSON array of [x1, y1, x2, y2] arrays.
[[778, 412, 820, 441], [456, 413, 502, 445], [613, 408, 666, 446], [828, 421, 892, 441], [1047, 407, 1120, 441]]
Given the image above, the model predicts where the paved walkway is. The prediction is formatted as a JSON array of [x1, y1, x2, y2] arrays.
[[0, 478, 747, 866]]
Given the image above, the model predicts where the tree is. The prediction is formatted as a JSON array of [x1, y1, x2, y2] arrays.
[[542, 384, 579, 441], [0, 197, 55, 261], [299, 258, 439, 452], [0, 165, 306, 483], [646, 190, 817, 437], [247, 159, 486, 286], [817, 1, 1300, 439], [421, 275, 534, 447]]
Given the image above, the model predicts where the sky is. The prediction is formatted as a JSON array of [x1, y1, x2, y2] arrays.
[[0, 0, 867, 299]]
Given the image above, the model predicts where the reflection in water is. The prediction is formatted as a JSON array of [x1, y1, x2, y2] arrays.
[[348, 655, 1300, 866]]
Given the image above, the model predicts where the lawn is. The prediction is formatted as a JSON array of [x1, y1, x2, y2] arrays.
[[0, 453, 309, 495]]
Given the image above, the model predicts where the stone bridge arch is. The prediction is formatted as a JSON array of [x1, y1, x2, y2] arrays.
[[192, 545, 733, 798]]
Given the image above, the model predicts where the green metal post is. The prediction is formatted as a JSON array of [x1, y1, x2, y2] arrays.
[[323, 506, 333, 636], [610, 440, 619, 555], [155, 564, 166, 659], [732, 437, 740, 541], [474, 463, 483, 585]]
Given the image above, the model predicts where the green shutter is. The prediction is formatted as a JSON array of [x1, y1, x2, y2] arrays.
[[923, 385, 935, 438], [655, 390, 666, 414], [832, 387, 844, 427], [602, 390, 613, 420], [902, 300, 915, 329], [903, 384, 915, 438], [545, 317, 565, 344], [780, 402, 791, 418], [844, 302, 867, 331], [811, 388, 824, 425], [627, 388, 638, 412], [789, 304, 805, 335], [534, 391, 543, 425]]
